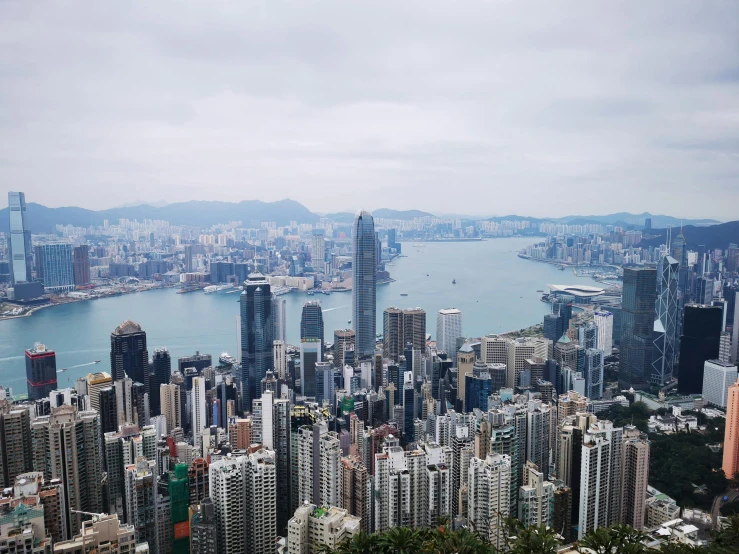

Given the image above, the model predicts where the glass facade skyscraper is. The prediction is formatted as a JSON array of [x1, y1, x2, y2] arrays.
[[352, 211, 376, 361], [110, 320, 149, 385], [7, 191, 32, 285], [300, 301, 324, 357], [240, 273, 273, 411], [39, 243, 75, 291], [25, 342, 58, 400], [619, 267, 657, 389], [677, 304, 723, 394], [652, 255, 679, 386]]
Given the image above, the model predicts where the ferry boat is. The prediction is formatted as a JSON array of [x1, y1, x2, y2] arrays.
[[307, 291, 315, 296], [452, 279, 456, 284], [400, 293, 408, 296], [219, 352, 237, 366]]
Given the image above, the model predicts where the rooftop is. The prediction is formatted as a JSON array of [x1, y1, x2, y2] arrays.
[[113, 320, 143, 335], [547, 284, 605, 298]]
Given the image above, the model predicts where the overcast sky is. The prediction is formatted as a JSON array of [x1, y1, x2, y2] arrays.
[[0, 2, 737, 219]]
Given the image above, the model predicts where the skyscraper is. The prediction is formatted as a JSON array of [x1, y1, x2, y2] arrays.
[[311, 229, 326, 273], [352, 211, 376, 361], [160, 383, 182, 432], [110, 320, 149, 385], [333, 329, 355, 368], [436, 308, 462, 361], [299, 340, 322, 398], [468, 454, 511, 550], [240, 273, 273, 411], [0, 402, 33, 489], [300, 301, 324, 357], [192, 376, 207, 450], [383, 307, 426, 362], [149, 348, 171, 416], [25, 343, 58, 401], [38, 243, 75, 291], [593, 311, 614, 355], [619, 267, 657, 389], [652, 255, 679, 387], [72, 245, 91, 286], [7, 191, 32, 285], [721, 377, 739, 479], [272, 296, 286, 344], [620, 428, 650, 531], [677, 305, 723, 394]]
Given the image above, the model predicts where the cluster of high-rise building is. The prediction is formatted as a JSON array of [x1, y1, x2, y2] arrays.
[[4, 195, 739, 552]]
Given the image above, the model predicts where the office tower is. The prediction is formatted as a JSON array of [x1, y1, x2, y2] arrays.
[[402, 379, 416, 443], [678, 305, 723, 394], [719, 332, 731, 364], [578, 323, 598, 350], [652, 255, 679, 387], [620, 428, 650, 531], [507, 338, 547, 389], [352, 211, 377, 361], [733, 291, 739, 363], [38, 243, 75, 291], [382, 307, 403, 361], [619, 267, 657, 389], [702, 359, 738, 408], [188, 457, 210, 506], [53, 514, 138, 554], [593, 311, 614, 355], [86, 371, 113, 413], [577, 421, 623, 539], [98, 386, 118, 434], [465, 361, 493, 412], [177, 351, 211, 374], [526, 401, 551, 479], [583, 349, 604, 400], [192, 377, 207, 450], [271, 296, 286, 344], [230, 418, 253, 450], [311, 229, 326, 272], [299, 340, 322, 398], [124, 457, 156, 552], [333, 329, 355, 369], [240, 273, 273, 411], [0, 403, 33, 488], [339, 456, 370, 533], [24, 343, 58, 401], [209, 449, 277, 554], [110, 320, 149, 385], [111, 376, 147, 429], [72, 245, 90, 286], [300, 301, 324, 357], [670, 229, 686, 266], [722, 378, 739, 479], [166, 463, 190, 554], [7, 191, 33, 285], [519, 462, 555, 528], [31, 405, 102, 537], [468, 454, 511, 550], [696, 276, 714, 305], [436, 308, 462, 361], [149, 348, 171, 417], [191, 497, 217, 554], [160, 383, 182, 432], [315, 362, 335, 408], [480, 334, 507, 364]]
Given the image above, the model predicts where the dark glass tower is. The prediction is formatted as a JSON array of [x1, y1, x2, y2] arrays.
[[110, 320, 149, 385], [149, 348, 171, 416], [25, 343, 58, 400], [677, 304, 722, 394], [300, 301, 324, 357], [240, 273, 273, 411], [619, 267, 657, 389], [352, 211, 376, 361], [7, 191, 32, 285]]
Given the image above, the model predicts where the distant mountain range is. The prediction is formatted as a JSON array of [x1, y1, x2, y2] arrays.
[[0, 199, 725, 235], [641, 221, 739, 251]]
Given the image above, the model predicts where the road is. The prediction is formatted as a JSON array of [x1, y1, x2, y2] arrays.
[[712, 489, 739, 527]]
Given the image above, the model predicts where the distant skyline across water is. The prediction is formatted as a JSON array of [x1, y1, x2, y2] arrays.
[[0, 237, 599, 394]]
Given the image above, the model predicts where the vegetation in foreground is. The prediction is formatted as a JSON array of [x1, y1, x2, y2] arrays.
[[316, 517, 739, 554]]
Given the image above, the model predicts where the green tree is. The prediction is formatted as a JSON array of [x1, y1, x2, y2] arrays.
[[377, 526, 425, 554], [505, 518, 561, 554]]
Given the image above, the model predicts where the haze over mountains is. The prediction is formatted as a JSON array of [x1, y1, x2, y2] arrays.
[[0, 198, 724, 235]]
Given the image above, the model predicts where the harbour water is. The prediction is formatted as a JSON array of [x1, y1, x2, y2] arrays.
[[0, 237, 597, 392]]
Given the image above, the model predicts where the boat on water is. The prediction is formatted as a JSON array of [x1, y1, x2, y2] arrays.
[[94, 360, 101, 363], [219, 352, 237, 366], [57, 368, 68, 373], [322, 290, 331, 295], [307, 291, 314, 296], [400, 293, 408, 296], [452, 279, 456, 284]]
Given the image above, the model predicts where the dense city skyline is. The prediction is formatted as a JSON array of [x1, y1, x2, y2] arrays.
[[1, 3, 738, 217]]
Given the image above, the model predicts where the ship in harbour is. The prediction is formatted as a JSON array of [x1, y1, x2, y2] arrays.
[[219, 352, 237, 366]]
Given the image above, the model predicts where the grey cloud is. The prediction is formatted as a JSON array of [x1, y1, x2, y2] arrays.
[[0, 1, 737, 219]]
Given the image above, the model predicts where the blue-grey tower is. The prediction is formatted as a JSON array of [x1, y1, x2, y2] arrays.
[[7, 191, 32, 285], [240, 273, 273, 412], [352, 211, 376, 361], [652, 254, 679, 386], [300, 301, 325, 358]]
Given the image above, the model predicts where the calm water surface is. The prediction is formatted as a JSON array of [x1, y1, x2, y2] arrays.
[[0, 238, 595, 392]]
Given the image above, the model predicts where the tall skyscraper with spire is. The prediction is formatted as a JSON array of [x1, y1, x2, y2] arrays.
[[240, 273, 273, 411], [7, 191, 32, 285], [352, 211, 376, 361]]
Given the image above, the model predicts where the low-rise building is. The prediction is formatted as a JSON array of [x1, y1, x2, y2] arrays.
[[282, 504, 359, 554]]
